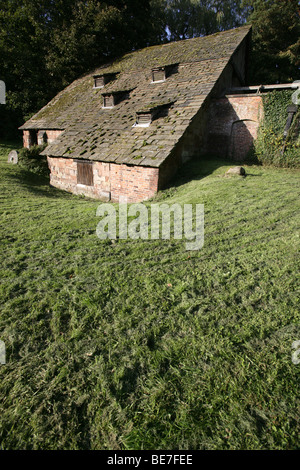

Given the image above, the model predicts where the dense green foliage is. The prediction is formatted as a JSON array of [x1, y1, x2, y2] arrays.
[[17, 144, 49, 177], [243, 0, 300, 84], [253, 90, 300, 167], [0, 0, 299, 139], [0, 141, 299, 449], [0, 0, 164, 138], [163, 0, 248, 40]]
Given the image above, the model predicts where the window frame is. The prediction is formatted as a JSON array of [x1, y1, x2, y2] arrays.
[[151, 67, 166, 83]]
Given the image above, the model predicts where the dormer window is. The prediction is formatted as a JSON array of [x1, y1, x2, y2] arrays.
[[152, 67, 166, 83], [102, 89, 132, 108], [151, 64, 178, 83], [136, 111, 152, 127], [93, 73, 117, 89], [102, 93, 115, 108], [135, 101, 174, 127], [94, 75, 105, 88]]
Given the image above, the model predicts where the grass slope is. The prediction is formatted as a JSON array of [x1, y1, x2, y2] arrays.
[[0, 141, 299, 450]]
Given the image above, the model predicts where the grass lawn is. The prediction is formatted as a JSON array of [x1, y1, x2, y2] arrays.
[[0, 140, 299, 450]]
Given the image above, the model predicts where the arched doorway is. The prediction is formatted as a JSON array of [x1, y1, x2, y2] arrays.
[[229, 120, 259, 160]]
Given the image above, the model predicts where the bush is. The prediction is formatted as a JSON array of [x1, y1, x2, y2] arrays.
[[18, 144, 50, 177], [254, 90, 300, 168]]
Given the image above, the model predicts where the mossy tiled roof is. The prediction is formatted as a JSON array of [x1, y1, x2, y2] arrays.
[[20, 26, 251, 167]]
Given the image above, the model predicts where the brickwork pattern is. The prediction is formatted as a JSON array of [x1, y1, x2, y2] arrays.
[[206, 95, 263, 159], [229, 119, 259, 160], [23, 129, 63, 149], [47, 157, 159, 203]]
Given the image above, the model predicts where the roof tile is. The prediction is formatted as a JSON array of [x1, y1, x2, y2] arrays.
[[20, 26, 251, 167]]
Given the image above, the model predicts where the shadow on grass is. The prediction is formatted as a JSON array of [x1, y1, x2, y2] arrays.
[[6, 167, 77, 200], [6, 154, 263, 202], [163, 155, 262, 191]]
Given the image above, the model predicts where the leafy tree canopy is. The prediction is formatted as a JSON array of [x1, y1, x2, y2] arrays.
[[163, 0, 249, 40], [243, 0, 300, 83], [0, 0, 163, 136], [1, 0, 299, 138]]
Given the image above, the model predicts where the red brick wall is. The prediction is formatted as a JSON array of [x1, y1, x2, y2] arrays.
[[109, 163, 159, 202], [45, 130, 63, 144], [23, 130, 31, 148], [23, 129, 63, 148], [228, 120, 259, 160], [206, 95, 263, 160], [47, 157, 159, 203]]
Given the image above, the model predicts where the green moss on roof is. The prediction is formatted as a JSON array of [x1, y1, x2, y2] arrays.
[[21, 26, 250, 130], [95, 25, 251, 75], [137, 100, 174, 113], [35, 78, 91, 122], [20, 26, 251, 168]]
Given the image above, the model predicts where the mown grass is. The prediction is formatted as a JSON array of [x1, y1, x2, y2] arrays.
[[0, 140, 299, 450]]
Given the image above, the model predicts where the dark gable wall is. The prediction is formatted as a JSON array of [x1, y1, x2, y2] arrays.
[[205, 94, 263, 160]]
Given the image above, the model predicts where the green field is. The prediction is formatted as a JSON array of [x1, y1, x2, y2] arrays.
[[0, 140, 299, 450]]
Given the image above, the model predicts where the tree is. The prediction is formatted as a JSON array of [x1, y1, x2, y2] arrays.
[[163, 0, 249, 40], [0, 0, 52, 134], [45, 0, 166, 89], [243, 0, 300, 84], [0, 0, 165, 138]]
